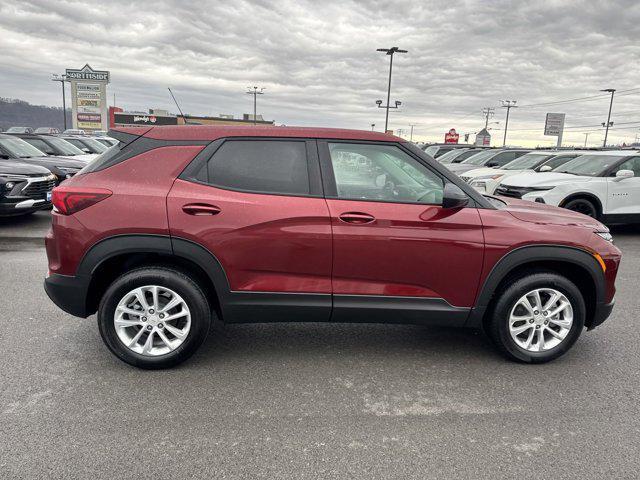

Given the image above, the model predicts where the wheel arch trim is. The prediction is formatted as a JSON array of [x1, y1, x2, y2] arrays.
[[559, 192, 603, 215], [466, 244, 606, 328]]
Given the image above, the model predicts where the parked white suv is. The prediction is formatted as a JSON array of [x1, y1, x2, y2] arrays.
[[494, 150, 640, 223], [461, 150, 582, 194]]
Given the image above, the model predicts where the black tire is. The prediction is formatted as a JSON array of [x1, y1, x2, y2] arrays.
[[486, 272, 586, 363], [98, 266, 211, 369], [563, 197, 598, 219]]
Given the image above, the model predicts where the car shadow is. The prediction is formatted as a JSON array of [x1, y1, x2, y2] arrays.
[[194, 322, 499, 364]]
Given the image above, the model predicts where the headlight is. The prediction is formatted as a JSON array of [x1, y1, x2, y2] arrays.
[[595, 231, 613, 243]]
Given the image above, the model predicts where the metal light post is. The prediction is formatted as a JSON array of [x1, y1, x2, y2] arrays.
[[583, 132, 590, 147], [376, 47, 407, 132], [601, 88, 616, 147], [409, 124, 416, 142], [246, 86, 265, 125], [51, 74, 68, 130], [500, 100, 517, 146], [371, 123, 376, 131]]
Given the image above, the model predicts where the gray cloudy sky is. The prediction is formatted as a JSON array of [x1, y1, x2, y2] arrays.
[[1, 0, 639, 146]]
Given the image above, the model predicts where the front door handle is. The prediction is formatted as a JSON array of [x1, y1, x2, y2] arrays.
[[338, 212, 375, 224], [182, 203, 221, 216]]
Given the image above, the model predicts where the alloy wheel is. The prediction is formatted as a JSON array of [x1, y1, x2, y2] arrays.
[[113, 285, 191, 356], [508, 288, 573, 352]]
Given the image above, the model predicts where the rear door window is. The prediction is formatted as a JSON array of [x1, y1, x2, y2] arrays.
[[206, 140, 310, 195]]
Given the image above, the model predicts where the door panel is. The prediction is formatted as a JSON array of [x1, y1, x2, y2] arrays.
[[606, 157, 640, 215], [168, 179, 332, 294], [327, 199, 485, 307]]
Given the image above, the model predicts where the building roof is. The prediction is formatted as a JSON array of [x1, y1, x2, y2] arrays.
[[111, 125, 403, 142]]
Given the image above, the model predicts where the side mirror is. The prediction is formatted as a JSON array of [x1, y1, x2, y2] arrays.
[[614, 169, 634, 181], [0, 153, 10, 159], [442, 182, 470, 209], [486, 161, 499, 168], [82, 148, 91, 153], [539, 165, 552, 172]]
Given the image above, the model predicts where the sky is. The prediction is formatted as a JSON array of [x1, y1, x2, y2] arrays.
[[1, 0, 639, 146]]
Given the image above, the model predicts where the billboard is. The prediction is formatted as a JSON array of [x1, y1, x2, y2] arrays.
[[113, 113, 178, 126], [544, 113, 565, 136], [66, 65, 110, 132]]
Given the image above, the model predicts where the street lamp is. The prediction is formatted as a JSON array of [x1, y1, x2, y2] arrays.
[[246, 86, 265, 125], [600, 88, 616, 147], [376, 46, 407, 132], [371, 123, 376, 131], [51, 74, 69, 130]]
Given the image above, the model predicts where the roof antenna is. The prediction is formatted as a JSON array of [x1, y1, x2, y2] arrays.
[[168, 87, 190, 125]]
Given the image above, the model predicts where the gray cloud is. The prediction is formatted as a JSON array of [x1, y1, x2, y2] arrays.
[[1, 0, 639, 145]]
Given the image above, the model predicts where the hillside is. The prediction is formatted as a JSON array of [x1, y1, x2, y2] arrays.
[[0, 98, 71, 132]]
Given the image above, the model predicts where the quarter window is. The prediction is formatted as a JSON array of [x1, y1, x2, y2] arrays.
[[207, 140, 310, 195], [327, 143, 444, 204]]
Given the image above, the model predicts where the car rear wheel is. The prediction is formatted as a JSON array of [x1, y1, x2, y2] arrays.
[[563, 198, 598, 219], [98, 267, 211, 369], [486, 272, 585, 363]]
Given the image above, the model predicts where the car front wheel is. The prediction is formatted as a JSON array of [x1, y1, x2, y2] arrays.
[[98, 267, 211, 369], [486, 272, 586, 363]]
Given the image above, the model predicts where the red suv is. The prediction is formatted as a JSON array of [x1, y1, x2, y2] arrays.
[[44, 126, 621, 369]]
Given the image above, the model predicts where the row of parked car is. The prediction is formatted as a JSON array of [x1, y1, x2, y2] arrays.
[[0, 131, 118, 217], [424, 144, 640, 224]]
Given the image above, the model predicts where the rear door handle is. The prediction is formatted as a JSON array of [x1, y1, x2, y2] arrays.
[[182, 203, 221, 216], [338, 212, 375, 224]]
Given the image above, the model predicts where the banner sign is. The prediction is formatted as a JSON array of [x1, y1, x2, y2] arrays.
[[66, 65, 110, 132]]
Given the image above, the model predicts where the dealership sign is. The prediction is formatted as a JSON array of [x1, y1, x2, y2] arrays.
[[544, 113, 565, 136], [444, 128, 459, 144], [66, 65, 110, 131]]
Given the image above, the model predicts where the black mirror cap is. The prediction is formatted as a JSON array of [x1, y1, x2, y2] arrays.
[[443, 182, 470, 209]]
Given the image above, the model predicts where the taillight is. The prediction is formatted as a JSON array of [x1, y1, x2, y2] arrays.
[[51, 186, 112, 215]]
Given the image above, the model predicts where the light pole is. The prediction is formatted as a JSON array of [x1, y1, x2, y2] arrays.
[[371, 123, 376, 131], [51, 74, 68, 131], [376, 47, 407, 132], [583, 132, 590, 147], [246, 86, 265, 125], [600, 88, 615, 147], [500, 100, 517, 146]]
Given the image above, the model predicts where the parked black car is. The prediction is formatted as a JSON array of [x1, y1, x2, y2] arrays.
[[0, 134, 85, 184], [0, 160, 56, 217]]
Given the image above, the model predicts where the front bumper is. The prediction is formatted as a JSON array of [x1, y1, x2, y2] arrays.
[[588, 299, 615, 330], [0, 198, 51, 217], [44, 273, 91, 318]]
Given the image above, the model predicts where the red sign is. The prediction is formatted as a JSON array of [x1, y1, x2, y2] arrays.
[[444, 128, 459, 144]]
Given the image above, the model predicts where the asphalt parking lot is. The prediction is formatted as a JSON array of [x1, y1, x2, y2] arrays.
[[1, 211, 639, 479]]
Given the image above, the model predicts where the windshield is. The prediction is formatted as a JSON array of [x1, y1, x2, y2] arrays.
[[438, 149, 467, 164], [82, 138, 109, 152], [553, 154, 627, 176], [45, 137, 86, 155], [0, 136, 47, 158], [503, 153, 552, 170], [461, 150, 497, 165]]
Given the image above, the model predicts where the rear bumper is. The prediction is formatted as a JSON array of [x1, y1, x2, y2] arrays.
[[588, 299, 615, 330], [44, 273, 91, 318]]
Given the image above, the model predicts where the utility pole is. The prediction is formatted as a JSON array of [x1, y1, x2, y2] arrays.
[[409, 124, 416, 142], [482, 107, 495, 129], [583, 132, 590, 147], [600, 88, 615, 147], [51, 74, 68, 130], [246, 86, 265, 125], [500, 100, 517, 146], [376, 47, 407, 132]]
